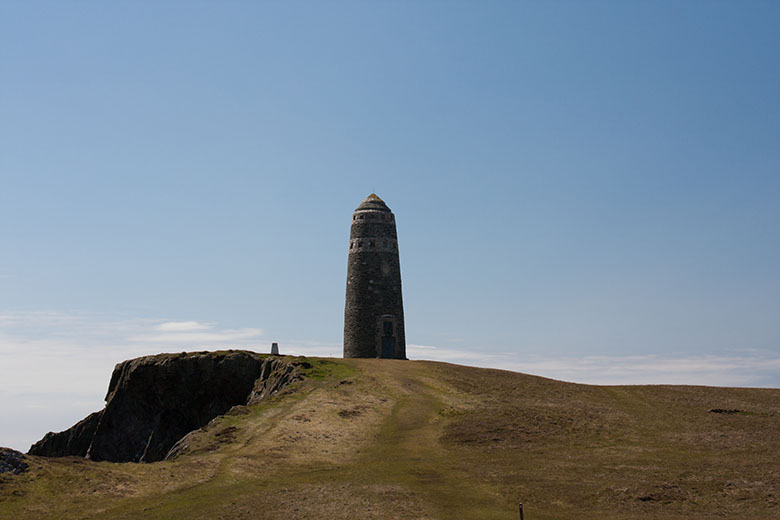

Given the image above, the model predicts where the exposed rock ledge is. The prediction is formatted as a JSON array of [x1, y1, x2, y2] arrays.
[[0, 448, 28, 475], [28, 351, 306, 463]]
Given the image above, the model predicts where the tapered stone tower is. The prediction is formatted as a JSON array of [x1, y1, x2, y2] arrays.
[[344, 194, 406, 359]]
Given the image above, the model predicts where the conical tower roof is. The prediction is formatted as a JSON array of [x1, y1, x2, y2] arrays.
[[355, 193, 391, 212]]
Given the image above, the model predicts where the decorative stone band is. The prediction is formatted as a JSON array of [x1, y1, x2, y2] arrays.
[[349, 237, 399, 253], [352, 209, 396, 223]]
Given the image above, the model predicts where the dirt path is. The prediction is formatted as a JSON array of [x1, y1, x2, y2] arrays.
[[356, 362, 514, 520]]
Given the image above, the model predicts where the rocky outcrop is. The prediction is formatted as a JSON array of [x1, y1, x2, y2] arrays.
[[163, 357, 307, 460], [29, 351, 306, 463], [0, 448, 28, 475], [28, 412, 101, 459], [248, 356, 308, 404]]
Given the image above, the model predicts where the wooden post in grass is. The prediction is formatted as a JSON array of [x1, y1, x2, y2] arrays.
[[519, 503, 524, 520]]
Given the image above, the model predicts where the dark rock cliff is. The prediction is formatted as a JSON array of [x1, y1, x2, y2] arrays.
[[28, 350, 305, 463]]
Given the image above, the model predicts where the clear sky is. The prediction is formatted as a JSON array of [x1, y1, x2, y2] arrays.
[[1, 1, 779, 451]]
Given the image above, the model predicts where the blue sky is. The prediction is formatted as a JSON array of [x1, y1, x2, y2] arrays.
[[1, 1, 779, 450]]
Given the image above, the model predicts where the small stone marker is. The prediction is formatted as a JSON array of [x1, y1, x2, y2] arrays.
[[271, 342, 279, 355]]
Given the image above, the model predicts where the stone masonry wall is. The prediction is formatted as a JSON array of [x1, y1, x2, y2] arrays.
[[344, 195, 406, 359]]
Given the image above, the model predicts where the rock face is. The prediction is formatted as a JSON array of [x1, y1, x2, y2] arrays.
[[28, 412, 102, 459], [248, 356, 307, 404], [0, 448, 28, 475], [29, 351, 305, 463]]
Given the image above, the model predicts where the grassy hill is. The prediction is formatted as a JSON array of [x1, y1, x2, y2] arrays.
[[1, 357, 778, 519]]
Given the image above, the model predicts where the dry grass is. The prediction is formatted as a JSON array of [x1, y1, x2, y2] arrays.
[[1, 357, 778, 519]]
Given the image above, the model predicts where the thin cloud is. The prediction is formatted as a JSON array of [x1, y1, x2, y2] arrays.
[[407, 344, 780, 388], [155, 321, 212, 332], [1, 310, 778, 452], [131, 328, 264, 344]]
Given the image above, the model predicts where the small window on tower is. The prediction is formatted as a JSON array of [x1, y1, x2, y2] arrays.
[[370, 241, 375, 247]]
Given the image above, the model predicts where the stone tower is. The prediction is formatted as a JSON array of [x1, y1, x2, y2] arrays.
[[344, 194, 406, 359]]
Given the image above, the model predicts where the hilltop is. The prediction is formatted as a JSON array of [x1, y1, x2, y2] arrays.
[[1, 353, 778, 519]]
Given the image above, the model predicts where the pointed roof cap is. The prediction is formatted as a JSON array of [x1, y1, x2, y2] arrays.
[[355, 193, 391, 212]]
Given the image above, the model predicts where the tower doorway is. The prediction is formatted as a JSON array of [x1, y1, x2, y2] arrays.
[[378, 317, 396, 358]]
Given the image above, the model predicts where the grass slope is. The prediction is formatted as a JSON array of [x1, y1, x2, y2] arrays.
[[1, 357, 778, 519]]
